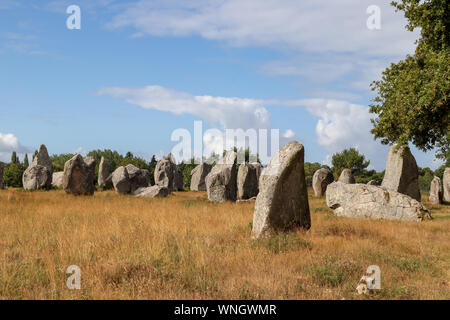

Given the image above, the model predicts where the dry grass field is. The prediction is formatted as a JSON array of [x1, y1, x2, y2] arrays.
[[0, 188, 449, 300]]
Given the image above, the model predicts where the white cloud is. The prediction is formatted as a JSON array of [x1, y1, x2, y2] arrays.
[[0, 132, 29, 162], [108, 0, 418, 57], [106, 1, 418, 91], [282, 129, 295, 139], [275, 98, 390, 169], [99, 84, 392, 169], [98, 85, 270, 130], [261, 54, 391, 91]]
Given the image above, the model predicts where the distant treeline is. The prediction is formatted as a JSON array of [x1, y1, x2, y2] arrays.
[[2, 147, 448, 192]]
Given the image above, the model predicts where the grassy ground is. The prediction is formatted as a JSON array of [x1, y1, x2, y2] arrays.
[[0, 188, 449, 300]]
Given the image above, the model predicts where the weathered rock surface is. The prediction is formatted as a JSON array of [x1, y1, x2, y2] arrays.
[[125, 164, 150, 192], [429, 176, 443, 205], [22, 144, 53, 190], [62, 155, 96, 195], [338, 169, 355, 184], [190, 163, 212, 191], [111, 164, 150, 194], [112, 166, 130, 194], [312, 168, 334, 197], [154, 153, 179, 192], [252, 141, 311, 239], [326, 182, 431, 222], [367, 180, 380, 186], [381, 145, 420, 201], [52, 171, 64, 188], [0, 162, 5, 189], [205, 151, 238, 202], [134, 185, 169, 198], [98, 156, 112, 187], [444, 167, 450, 202], [237, 163, 261, 200]]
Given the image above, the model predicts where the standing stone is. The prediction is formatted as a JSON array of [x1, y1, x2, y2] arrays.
[[125, 164, 150, 192], [326, 182, 431, 222], [111, 165, 150, 194], [252, 141, 310, 239], [22, 144, 53, 190], [190, 163, 212, 191], [134, 185, 169, 198], [205, 151, 238, 202], [98, 156, 112, 187], [444, 168, 450, 202], [52, 172, 64, 188], [0, 162, 5, 189], [312, 168, 334, 197], [62, 155, 96, 195], [154, 153, 178, 192], [381, 145, 420, 201], [429, 176, 443, 205], [338, 169, 355, 184], [237, 163, 261, 200], [112, 166, 130, 194]]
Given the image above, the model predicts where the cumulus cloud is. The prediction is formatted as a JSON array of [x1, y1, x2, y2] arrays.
[[99, 84, 392, 168], [98, 85, 270, 130], [275, 98, 390, 169], [0, 132, 29, 162]]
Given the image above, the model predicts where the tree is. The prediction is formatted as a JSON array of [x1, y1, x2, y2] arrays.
[[125, 151, 134, 159], [23, 154, 29, 169], [304, 162, 329, 187], [418, 167, 434, 192], [3, 163, 24, 188], [331, 148, 370, 176], [148, 155, 157, 185], [370, 0, 449, 154], [11, 151, 19, 164], [51, 153, 75, 172]]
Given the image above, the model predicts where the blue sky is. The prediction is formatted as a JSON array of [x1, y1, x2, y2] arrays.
[[0, 0, 443, 170]]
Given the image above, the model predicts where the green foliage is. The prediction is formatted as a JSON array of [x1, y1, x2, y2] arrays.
[[354, 169, 385, 184], [418, 167, 435, 192], [304, 162, 330, 186], [370, 0, 449, 152], [148, 155, 157, 185], [331, 148, 370, 176], [10, 152, 19, 164], [118, 157, 149, 170], [23, 154, 29, 169], [3, 163, 24, 188], [51, 154, 75, 172], [434, 164, 447, 179], [178, 158, 197, 190]]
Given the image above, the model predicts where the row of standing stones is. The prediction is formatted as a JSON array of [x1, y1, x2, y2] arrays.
[[4, 143, 449, 239]]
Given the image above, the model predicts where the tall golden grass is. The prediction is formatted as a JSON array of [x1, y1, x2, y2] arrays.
[[0, 188, 449, 299]]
